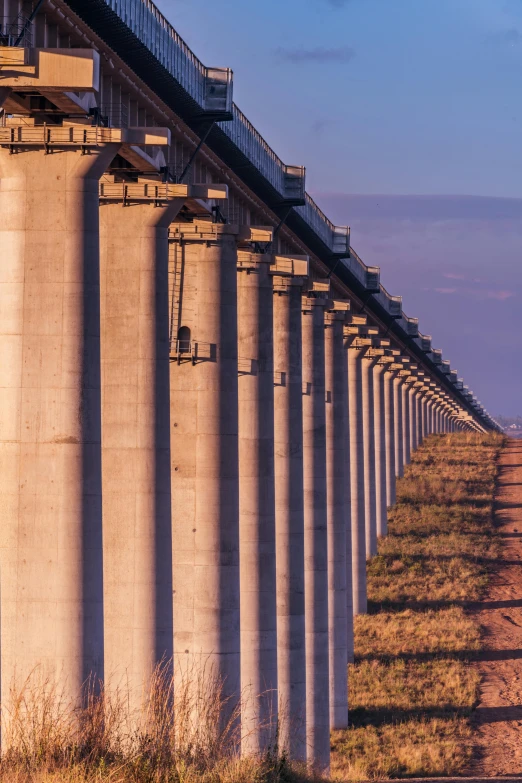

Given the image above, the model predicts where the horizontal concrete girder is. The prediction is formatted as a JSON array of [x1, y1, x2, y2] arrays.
[[99, 180, 228, 203], [0, 123, 171, 148], [0, 48, 100, 91]]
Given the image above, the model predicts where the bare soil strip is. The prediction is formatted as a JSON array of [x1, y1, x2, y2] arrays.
[[468, 439, 522, 776]]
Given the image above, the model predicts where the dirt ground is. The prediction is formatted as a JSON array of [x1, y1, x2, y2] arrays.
[[467, 439, 522, 776]]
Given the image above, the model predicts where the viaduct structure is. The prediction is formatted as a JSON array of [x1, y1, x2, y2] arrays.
[[0, 0, 498, 771]]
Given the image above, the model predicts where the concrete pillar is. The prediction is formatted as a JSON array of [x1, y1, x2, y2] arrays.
[[362, 352, 378, 558], [237, 252, 277, 753], [302, 293, 330, 771], [373, 362, 388, 539], [170, 223, 240, 721], [100, 191, 185, 705], [427, 397, 434, 434], [420, 388, 428, 440], [416, 392, 423, 445], [384, 369, 397, 508], [324, 306, 349, 730], [409, 385, 417, 454], [0, 144, 120, 719], [393, 375, 404, 478], [347, 341, 367, 615], [273, 275, 306, 759], [402, 380, 411, 466]]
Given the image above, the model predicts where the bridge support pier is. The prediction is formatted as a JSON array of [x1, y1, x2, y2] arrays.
[[302, 292, 331, 771], [409, 384, 418, 454], [169, 223, 240, 723], [384, 368, 398, 508], [325, 305, 349, 730], [0, 143, 118, 720], [362, 352, 379, 558], [347, 341, 367, 615], [393, 374, 405, 478], [100, 194, 183, 707], [236, 252, 278, 754], [374, 361, 388, 539], [402, 379, 411, 466], [273, 274, 307, 760]]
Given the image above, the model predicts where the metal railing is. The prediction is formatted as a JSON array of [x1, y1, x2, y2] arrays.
[[103, 0, 352, 252], [342, 247, 380, 292], [376, 284, 402, 317], [0, 123, 125, 145], [295, 193, 350, 253], [403, 314, 419, 337], [0, 15, 33, 48], [219, 104, 305, 202], [97, 104, 129, 128], [102, 0, 232, 114]]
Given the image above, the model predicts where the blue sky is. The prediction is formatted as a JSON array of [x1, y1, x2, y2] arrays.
[[155, 0, 522, 415]]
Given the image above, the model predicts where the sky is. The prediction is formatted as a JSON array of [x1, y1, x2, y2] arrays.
[[155, 0, 522, 416]]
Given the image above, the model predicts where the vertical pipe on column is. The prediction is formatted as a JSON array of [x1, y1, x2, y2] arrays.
[[0, 146, 118, 720], [325, 310, 348, 730], [384, 370, 397, 508], [302, 297, 330, 771], [237, 255, 277, 753], [170, 225, 240, 723], [362, 353, 378, 558], [347, 344, 367, 615], [373, 362, 387, 538], [273, 277, 306, 760], [100, 197, 180, 706]]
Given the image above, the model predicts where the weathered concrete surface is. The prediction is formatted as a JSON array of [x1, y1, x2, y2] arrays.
[[325, 310, 349, 728], [0, 146, 118, 719], [273, 277, 306, 760], [169, 226, 240, 717], [100, 199, 179, 706], [302, 297, 330, 771], [237, 255, 277, 753]]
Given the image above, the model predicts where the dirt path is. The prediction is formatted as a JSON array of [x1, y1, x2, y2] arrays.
[[468, 439, 522, 775]]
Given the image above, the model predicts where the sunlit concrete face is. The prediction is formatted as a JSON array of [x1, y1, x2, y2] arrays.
[[236, 251, 277, 754], [0, 144, 118, 718], [302, 292, 330, 770], [324, 307, 349, 728], [272, 274, 307, 761], [362, 351, 379, 559], [347, 339, 368, 615], [100, 191, 182, 707], [169, 224, 240, 718]]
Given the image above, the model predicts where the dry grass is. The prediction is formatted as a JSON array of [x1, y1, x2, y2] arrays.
[[0, 664, 319, 783], [331, 432, 504, 781]]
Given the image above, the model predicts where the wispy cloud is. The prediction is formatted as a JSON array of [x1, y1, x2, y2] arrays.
[[487, 290, 515, 300], [443, 272, 466, 280], [274, 46, 355, 64], [435, 287, 457, 294]]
